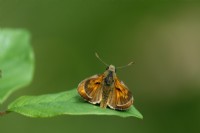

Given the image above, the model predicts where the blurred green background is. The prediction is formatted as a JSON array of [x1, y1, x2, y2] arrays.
[[0, 0, 200, 133]]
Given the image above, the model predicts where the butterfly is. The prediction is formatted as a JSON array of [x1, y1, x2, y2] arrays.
[[77, 53, 134, 110]]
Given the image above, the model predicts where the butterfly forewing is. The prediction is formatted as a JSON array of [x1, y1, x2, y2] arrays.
[[78, 74, 104, 104], [108, 77, 133, 110]]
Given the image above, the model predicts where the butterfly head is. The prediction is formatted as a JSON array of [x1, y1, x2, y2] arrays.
[[106, 65, 116, 73]]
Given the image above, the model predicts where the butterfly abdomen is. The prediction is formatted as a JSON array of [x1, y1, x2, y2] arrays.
[[100, 86, 112, 108]]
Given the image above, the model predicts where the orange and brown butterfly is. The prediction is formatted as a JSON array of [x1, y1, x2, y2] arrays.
[[77, 53, 134, 110]]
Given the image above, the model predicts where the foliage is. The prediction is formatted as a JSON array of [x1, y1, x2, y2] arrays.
[[8, 89, 143, 118], [0, 29, 34, 104]]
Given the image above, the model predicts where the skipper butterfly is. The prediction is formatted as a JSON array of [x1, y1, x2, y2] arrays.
[[77, 53, 134, 110]]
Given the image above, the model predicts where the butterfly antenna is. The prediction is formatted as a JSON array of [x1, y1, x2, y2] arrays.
[[116, 61, 135, 69], [95, 52, 109, 66]]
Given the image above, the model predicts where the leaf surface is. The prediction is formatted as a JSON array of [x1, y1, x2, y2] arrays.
[[0, 29, 34, 104], [8, 89, 143, 118]]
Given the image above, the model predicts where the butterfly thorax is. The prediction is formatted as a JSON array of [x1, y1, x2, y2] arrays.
[[104, 65, 116, 86], [104, 71, 114, 86]]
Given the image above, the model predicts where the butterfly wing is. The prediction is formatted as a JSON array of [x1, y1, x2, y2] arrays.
[[77, 74, 104, 104], [108, 76, 133, 110]]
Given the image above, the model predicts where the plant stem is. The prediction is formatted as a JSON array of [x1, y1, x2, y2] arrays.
[[0, 111, 8, 116]]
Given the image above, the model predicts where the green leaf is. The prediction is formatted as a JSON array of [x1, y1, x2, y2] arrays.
[[0, 29, 34, 104], [8, 89, 143, 119]]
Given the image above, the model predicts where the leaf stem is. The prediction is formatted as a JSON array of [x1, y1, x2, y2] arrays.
[[0, 111, 9, 116]]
